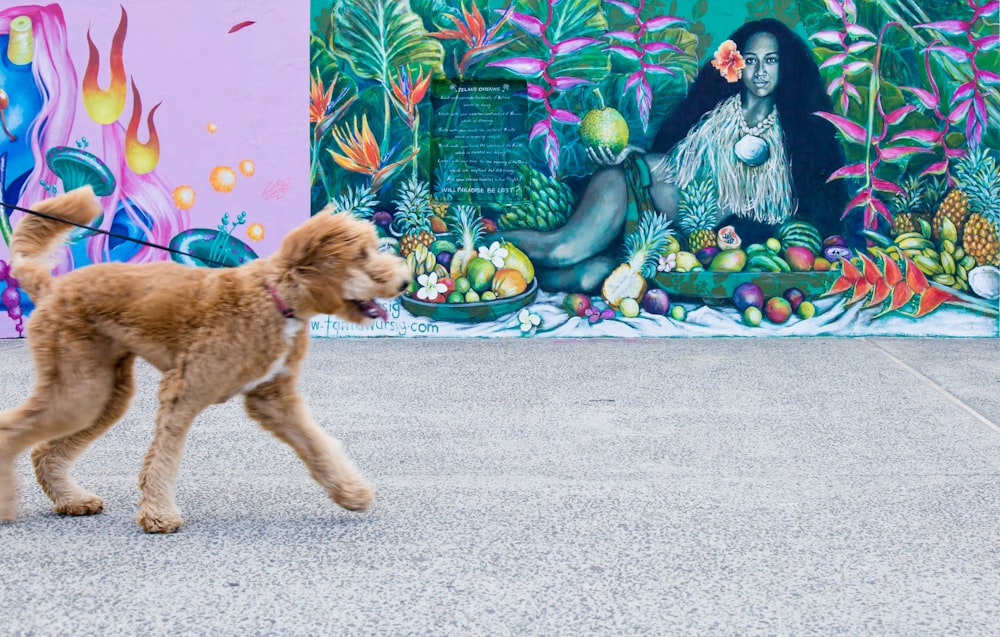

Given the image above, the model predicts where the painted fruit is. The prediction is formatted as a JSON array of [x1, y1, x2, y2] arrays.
[[670, 305, 687, 321], [813, 257, 832, 271], [743, 306, 762, 326], [429, 239, 457, 255], [642, 288, 670, 315], [764, 297, 792, 323], [563, 293, 591, 317], [438, 277, 456, 296], [732, 282, 765, 312], [766, 237, 782, 253], [465, 289, 480, 303], [454, 277, 471, 294], [619, 297, 640, 318], [436, 251, 453, 271], [709, 249, 747, 273], [372, 211, 394, 233], [823, 245, 852, 262], [502, 242, 535, 283], [447, 291, 465, 304], [491, 268, 528, 298], [784, 246, 815, 272], [823, 235, 847, 248], [481, 291, 497, 301], [466, 257, 496, 293], [579, 107, 630, 154], [797, 301, 816, 319], [696, 246, 721, 267], [674, 251, 700, 272], [782, 287, 805, 312]]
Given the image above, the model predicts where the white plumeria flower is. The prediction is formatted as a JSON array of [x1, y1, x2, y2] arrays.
[[416, 272, 447, 301], [518, 308, 541, 332], [657, 253, 677, 273], [478, 241, 509, 268]]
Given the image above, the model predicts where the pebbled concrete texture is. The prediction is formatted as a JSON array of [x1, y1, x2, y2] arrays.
[[0, 336, 998, 636]]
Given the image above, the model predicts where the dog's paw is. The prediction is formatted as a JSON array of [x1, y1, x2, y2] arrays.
[[335, 482, 374, 512], [137, 510, 184, 534], [55, 494, 104, 517]]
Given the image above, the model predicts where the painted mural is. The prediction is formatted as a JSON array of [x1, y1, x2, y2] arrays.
[[310, 0, 999, 337], [0, 2, 308, 338]]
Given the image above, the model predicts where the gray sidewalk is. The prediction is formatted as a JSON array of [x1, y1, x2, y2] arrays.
[[1, 337, 998, 636]]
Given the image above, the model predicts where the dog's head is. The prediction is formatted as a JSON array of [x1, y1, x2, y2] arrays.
[[275, 211, 411, 323]]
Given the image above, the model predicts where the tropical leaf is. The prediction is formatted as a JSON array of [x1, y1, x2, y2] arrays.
[[333, 0, 444, 84]]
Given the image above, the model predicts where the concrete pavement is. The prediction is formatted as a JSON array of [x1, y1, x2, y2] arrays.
[[1, 337, 998, 636]]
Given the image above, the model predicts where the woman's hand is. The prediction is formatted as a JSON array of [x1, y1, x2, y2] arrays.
[[586, 144, 644, 167]]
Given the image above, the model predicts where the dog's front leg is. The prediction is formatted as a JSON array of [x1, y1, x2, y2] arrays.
[[137, 370, 209, 534], [244, 378, 373, 512]]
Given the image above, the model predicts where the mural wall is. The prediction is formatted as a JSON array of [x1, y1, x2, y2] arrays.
[[310, 0, 999, 338], [0, 1, 308, 338], [0, 1, 996, 339]]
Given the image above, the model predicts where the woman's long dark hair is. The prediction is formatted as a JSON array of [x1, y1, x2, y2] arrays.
[[653, 19, 853, 241]]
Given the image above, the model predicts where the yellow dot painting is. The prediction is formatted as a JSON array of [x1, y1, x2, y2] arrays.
[[172, 185, 196, 210], [247, 223, 265, 242], [239, 160, 256, 177], [210, 166, 237, 193]]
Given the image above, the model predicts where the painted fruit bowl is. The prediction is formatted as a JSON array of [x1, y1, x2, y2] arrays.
[[653, 271, 840, 302], [401, 279, 539, 323]]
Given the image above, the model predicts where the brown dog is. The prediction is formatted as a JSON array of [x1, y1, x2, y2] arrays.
[[0, 186, 410, 533]]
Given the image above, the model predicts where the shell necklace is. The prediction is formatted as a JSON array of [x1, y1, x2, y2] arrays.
[[735, 95, 777, 167]]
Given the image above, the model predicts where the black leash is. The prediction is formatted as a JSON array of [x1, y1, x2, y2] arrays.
[[1, 199, 230, 268]]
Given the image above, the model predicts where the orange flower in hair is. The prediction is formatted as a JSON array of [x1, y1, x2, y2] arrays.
[[711, 40, 745, 83]]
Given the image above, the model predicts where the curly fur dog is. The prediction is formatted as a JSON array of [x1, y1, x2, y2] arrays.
[[0, 186, 410, 533]]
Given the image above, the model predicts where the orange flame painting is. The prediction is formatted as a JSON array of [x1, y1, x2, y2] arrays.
[[83, 6, 128, 125], [125, 80, 162, 174]]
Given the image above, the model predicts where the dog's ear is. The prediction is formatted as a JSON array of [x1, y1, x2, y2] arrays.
[[276, 212, 375, 274]]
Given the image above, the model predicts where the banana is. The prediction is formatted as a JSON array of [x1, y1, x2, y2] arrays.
[[896, 236, 933, 251], [893, 232, 926, 243], [747, 254, 784, 272], [953, 246, 965, 261], [913, 255, 944, 275], [940, 251, 956, 275], [932, 273, 956, 286], [922, 247, 940, 261], [940, 217, 959, 243], [941, 239, 956, 254], [960, 255, 976, 270], [957, 265, 968, 281], [918, 218, 932, 239], [745, 243, 770, 257]]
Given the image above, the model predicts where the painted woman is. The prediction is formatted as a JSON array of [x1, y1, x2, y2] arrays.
[[499, 19, 855, 294]]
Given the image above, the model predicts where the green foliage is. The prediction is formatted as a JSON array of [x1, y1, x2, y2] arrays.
[[332, 0, 444, 84]]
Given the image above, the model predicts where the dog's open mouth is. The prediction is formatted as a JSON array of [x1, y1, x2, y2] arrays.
[[353, 299, 387, 321]]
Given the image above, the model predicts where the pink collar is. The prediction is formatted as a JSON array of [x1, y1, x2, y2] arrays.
[[268, 286, 296, 319]]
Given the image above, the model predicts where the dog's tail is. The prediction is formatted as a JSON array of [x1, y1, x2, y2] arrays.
[[9, 186, 103, 300]]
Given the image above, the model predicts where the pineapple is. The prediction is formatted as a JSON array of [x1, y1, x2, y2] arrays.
[[956, 146, 1000, 266], [448, 204, 486, 279], [890, 175, 928, 236], [678, 180, 719, 252], [333, 185, 377, 219], [394, 174, 436, 256], [431, 155, 462, 220], [601, 212, 674, 308]]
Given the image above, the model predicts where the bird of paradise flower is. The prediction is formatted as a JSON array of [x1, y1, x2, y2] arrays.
[[330, 113, 416, 192], [429, 1, 516, 79], [388, 65, 432, 177], [311, 69, 357, 202]]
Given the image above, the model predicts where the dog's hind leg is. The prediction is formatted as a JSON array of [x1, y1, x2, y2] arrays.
[[30, 354, 136, 517], [0, 359, 116, 522], [136, 365, 214, 534], [244, 377, 373, 512]]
